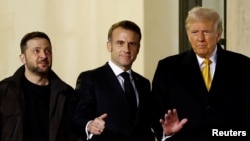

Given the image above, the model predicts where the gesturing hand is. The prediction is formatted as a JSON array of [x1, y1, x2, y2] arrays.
[[160, 109, 188, 136], [88, 113, 108, 135]]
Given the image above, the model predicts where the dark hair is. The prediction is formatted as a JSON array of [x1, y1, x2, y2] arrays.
[[107, 20, 141, 42], [20, 31, 51, 53]]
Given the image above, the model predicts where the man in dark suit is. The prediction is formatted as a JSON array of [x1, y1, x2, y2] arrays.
[[152, 6, 250, 141], [72, 20, 160, 141]]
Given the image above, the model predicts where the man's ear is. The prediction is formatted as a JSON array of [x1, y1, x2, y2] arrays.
[[19, 54, 26, 64], [216, 32, 222, 42], [107, 41, 112, 52]]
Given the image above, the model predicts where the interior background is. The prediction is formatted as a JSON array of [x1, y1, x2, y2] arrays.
[[0, 0, 249, 87]]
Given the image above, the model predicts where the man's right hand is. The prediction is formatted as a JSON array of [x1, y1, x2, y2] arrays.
[[87, 113, 108, 135], [160, 109, 188, 136]]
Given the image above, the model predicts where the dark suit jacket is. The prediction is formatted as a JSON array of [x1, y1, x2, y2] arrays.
[[72, 63, 159, 141], [152, 44, 250, 141]]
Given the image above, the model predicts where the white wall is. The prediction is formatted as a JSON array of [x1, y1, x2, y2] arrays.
[[1, 0, 250, 87], [227, 0, 250, 56], [144, 0, 179, 81], [0, 0, 145, 87]]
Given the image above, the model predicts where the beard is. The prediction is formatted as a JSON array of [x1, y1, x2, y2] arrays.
[[26, 59, 51, 76]]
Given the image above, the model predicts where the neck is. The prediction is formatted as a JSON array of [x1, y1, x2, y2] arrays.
[[24, 71, 49, 86]]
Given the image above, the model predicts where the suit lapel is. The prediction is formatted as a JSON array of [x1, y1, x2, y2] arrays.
[[174, 50, 210, 110], [182, 51, 208, 93], [102, 63, 131, 108]]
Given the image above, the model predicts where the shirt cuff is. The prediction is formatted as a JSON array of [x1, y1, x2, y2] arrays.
[[86, 121, 93, 140], [162, 133, 172, 141]]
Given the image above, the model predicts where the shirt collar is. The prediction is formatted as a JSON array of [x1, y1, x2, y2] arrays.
[[197, 46, 217, 66], [108, 60, 132, 76]]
